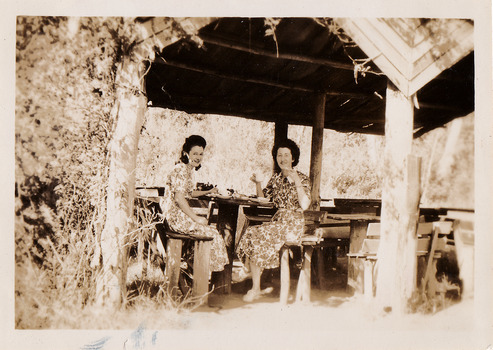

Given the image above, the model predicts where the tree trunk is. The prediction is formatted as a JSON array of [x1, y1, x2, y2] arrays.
[[97, 56, 147, 308], [375, 81, 420, 314]]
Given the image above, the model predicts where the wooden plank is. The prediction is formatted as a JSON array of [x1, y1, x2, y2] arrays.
[[165, 238, 182, 298], [335, 18, 411, 96], [280, 246, 290, 305], [347, 221, 369, 293], [422, 224, 442, 297], [411, 19, 472, 63], [385, 18, 421, 46], [303, 210, 326, 221], [373, 18, 415, 69], [200, 32, 355, 71], [316, 249, 329, 290], [351, 18, 412, 80], [408, 26, 473, 95], [366, 223, 381, 238], [309, 93, 325, 210], [336, 18, 473, 97], [192, 240, 211, 304]]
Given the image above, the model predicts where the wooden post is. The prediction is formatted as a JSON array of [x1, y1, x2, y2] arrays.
[[375, 80, 420, 314], [165, 238, 182, 298], [274, 119, 288, 145], [347, 221, 370, 294], [309, 93, 326, 210], [280, 246, 290, 305], [193, 240, 212, 304], [308, 93, 326, 296]]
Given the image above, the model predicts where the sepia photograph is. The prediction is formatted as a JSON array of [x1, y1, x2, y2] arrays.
[[3, 1, 492, 349]]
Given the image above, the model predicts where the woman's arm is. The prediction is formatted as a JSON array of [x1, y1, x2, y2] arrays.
[[175, 191, 207, 225], [289, 171, 311, 211], [191, 187, 218, 198], [250, 173, 265, 197]]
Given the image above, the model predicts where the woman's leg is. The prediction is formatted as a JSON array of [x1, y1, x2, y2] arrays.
[[243, 261, 273, 302], [250, 262, 263, 292]]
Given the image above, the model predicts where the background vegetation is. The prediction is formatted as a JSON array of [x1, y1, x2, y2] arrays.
[[15, 16, 474, 328]]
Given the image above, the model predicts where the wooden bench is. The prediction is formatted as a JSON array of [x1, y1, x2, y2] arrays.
[[280, 210, 350, 305], [347, 220, 453, 301], [155, 221, 213, 305]]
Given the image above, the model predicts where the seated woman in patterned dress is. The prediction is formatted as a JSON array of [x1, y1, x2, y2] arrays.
[[237, 138, 311, 302], [161, 135, 229, 272]]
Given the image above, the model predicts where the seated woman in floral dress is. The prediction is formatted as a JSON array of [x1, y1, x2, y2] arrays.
[[161, 135, 229, 273], [237, 138, 311, 302]]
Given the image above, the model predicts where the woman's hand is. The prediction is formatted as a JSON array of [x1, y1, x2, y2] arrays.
[[251, 173, 264, 197], [284, 169, 310, 210], [282, 169, 300, 184], [250, 173, 261, 184], [208, 187, 219, 195]]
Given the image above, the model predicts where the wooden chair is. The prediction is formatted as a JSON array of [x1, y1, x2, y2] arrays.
[[155, 220, 213, 305], [347, 220, 453, 301], [280, 211, 350, 305]]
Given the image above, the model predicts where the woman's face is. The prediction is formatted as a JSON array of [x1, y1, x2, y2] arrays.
[[186, 145, 204, 167], [276, 147, 293, 170]]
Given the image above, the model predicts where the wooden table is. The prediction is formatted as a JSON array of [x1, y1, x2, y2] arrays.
[[203, 195, 275, 294], [322, 213, 380, 294]]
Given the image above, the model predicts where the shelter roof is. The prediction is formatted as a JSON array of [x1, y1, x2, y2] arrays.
[[143, 17, 474, 137]]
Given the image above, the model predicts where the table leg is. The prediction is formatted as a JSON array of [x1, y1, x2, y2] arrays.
[[347, 221, 369, 294], [214, 202, 239, 294]]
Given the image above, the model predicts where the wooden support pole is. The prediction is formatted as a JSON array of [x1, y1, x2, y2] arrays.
[[274, 119, 288, 145], [375, 80, 420, 314], [309, 93, 326, 210], [193, 240, 212, 304], [165, 239, 182, 298], [347, 221, 370, 294], [280, 246, 290, 305]]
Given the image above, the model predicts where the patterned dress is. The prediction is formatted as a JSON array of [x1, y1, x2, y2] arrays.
[[237, 170, 311, 270], [161, 162, 229, 272]]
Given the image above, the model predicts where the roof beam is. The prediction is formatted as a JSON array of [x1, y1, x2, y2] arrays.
[[199, 33, 356, 71], [155, 57, 377, 100]]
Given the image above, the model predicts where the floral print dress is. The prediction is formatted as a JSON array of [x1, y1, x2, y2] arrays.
[[236, 170, 311, 270], [161, 162, 229, 272]]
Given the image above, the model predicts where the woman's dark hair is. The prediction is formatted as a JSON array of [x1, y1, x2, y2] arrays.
[[180, 135, 207, 169], [272, 138, 300, 173]]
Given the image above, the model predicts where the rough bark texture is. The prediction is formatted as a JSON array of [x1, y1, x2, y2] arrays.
[[375, 81, 420, 314], [97, 56, 147, 307]]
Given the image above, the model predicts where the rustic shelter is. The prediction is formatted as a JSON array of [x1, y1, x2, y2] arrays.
[[100, 17, 475, 311]]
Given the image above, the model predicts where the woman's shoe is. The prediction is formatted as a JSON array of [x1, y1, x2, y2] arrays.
[[232, 267, 252, 283], [242, 287, 274, 302]]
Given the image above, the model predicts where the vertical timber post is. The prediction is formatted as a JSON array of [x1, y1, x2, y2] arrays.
[[309, 93, 325, 210], [273, 119, 289, 174], [274, 119, 288, 145], [375, 80, 420, 314], [307, 93, 326, 296]]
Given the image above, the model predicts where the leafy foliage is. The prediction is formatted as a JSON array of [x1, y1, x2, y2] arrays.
[[15, 16, 145, 327]]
